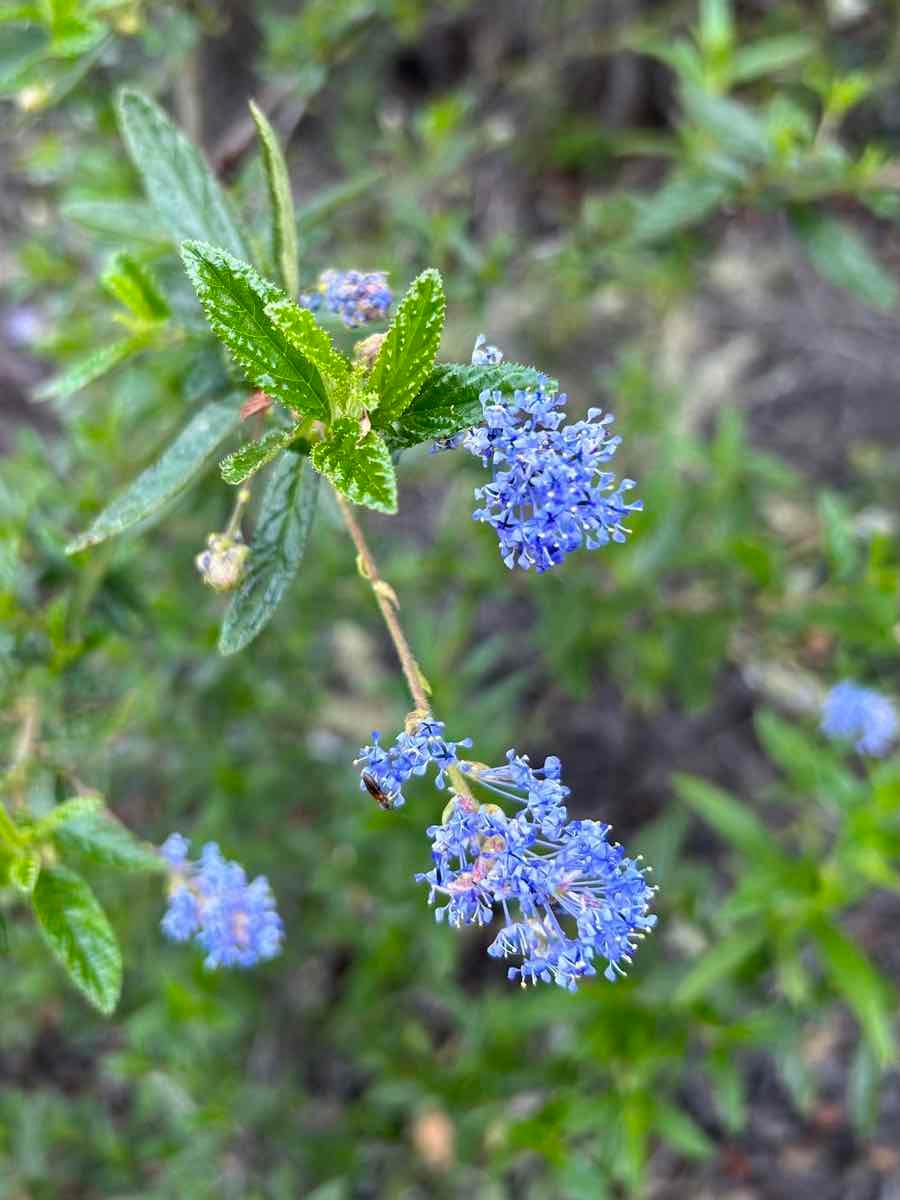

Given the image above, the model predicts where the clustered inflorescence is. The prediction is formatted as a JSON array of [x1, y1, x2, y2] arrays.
[[821, 681, 898, 757], [159, 834, 283, 968], [436, 336, 642, 571], [357, 720, 657, 991], [463, 385, 642, 572], [300, 268, 393, 328]]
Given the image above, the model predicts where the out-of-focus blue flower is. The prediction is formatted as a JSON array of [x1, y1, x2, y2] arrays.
[[471, 333, 504, 367], [821, 681, 898, 757], [463, 384, 641, 572], [416, 748, 656, 990], [159, 836, 283, 968], [356, 718, 473, 809], [301, 269, 392, 328]]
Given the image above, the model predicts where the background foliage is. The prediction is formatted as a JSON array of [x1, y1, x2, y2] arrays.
[[3, 1, 900, 1196]]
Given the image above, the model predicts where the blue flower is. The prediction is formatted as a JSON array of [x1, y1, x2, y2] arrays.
[[301, 269, 392, 328], [416, 749, 656, 990], [462, 384, 641, 572], [356, 718, 473, 809], [821, 681, 898, 757], [159, 836, 284, 969], [471, 333, 504, 367], [431, 334, 505, 453]]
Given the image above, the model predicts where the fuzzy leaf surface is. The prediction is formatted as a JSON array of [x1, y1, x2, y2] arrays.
[[181, 241, 329, 420], [219, 452, 320, 654]]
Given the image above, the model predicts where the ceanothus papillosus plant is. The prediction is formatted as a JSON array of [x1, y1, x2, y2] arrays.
[[2, 92, 654, 1014]]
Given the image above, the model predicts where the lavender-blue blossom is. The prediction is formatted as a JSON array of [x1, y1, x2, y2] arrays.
[[416, 748, 656, 990], [300, 269, 392, 328], [356, 718, 473, 809], [463, 384, 642, 572], [821, 681, 898, 757], [160, 835, 283, 968]]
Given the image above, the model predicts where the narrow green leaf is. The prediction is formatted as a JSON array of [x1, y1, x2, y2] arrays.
[[219, 452, 320, 655], [311, 419, 397, 513], [813, 920, 896, 1067], [54, 811, 164, 873], [100, 252, 169, 323], [66, 399, 241, 553], [654, 1102, 715, 1159], [387, 361, 551, 449], [180, 241, 329, 420], [791, 209, 897, 312], [32, 866, 122, 1015], [30, 794, 104, 839], [672, 773, 771, 857], [249, 98, 299, 298], [370, 268, 445, 425], [9, 851, 40, 896], [264, 296, 349, 390], [754, 709, 849, 798], [674, 925, 767, 1006], [631, 173, 732, 243], [219, 425, 304, 485], [699, 0, 734, 55], [35, 335, 148, 403], [680, 82, 771, 162], [731, 34, 814, 83], [116, 89, 248, 260]]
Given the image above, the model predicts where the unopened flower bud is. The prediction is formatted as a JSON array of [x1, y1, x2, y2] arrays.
[[17, 84, 51, 113], [353, 333, 386, 368], [195, 532, 249, 593]]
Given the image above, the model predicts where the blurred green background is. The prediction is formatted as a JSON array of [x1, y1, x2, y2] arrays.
[[3, 1, 900, 1196]]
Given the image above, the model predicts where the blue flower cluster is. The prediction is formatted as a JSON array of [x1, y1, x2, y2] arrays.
[[356, 719, 472, 809], [463, 384, 642, 572], [417, 750, 656, 990], [301, 268, 392, 328], [821, 681, 898, 757], [159, 834, 283, 968]]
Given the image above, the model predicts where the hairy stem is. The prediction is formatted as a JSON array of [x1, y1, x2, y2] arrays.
[[332, 488, 473, 800]]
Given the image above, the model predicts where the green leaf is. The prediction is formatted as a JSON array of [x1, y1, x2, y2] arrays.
[[731, 34, 814, 84], [101, 252, 169, 324], [790, 209, 897, 312], [219, 452, 320, 655], [654, 1102, 714, 1159], [180, 241, 329, 420], [387, 361, 551, 448], [30, 794, 104, 839], [32, 866, 122, 1015], [813, 920, 895, 1067], [631, 173, 732, 243], [219, 425, 304, 485], [61, 198, 168, 245], [116, 89, 248, 261], [264, 296, 350, 390], [66, 399, 242, 553], [34, 335, 149, 403], [249, 99, 299, 298], [9, 851, 41, 896], [672, 773, 771, 857], [370, 268, 445, 424], [311, 419, 397, 513], [754, 709, 850, 798], [674, 925, 767, 1006], [698, 0, 733, 56], [54, 811, 164, 873], [680, 83, 771, 162]]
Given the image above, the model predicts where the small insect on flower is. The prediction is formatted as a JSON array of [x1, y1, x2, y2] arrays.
[[361, 769, 399, 811]]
